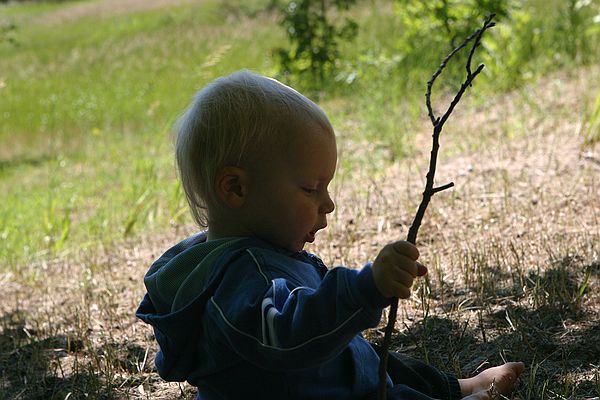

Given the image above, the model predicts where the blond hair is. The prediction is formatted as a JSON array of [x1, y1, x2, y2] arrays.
[[175, 70, 333, 227]]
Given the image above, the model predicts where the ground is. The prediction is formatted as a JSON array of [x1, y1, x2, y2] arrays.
[[0, 64, 599, 399]]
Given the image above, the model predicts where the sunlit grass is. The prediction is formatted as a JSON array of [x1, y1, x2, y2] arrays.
[[0, 1, 281, 158], [0, 0, 71, 19], [1, 0, 598, 274], [0, 0, 285, 271]]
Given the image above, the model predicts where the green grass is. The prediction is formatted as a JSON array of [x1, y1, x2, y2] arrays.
[[0, 0, 73, 19], [1, 0, 598, 273], [1, 0, 286, 272], [0, 0, 597, 276], [1, 1, 280, 155]]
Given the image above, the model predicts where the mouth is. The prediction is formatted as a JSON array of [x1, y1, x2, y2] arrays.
[[306, 225, 325, 243]]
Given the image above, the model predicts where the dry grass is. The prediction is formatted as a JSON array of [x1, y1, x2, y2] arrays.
[[10, 0, 195, 26], [1, 67, 599, 399], [319, 66, 600, 399]]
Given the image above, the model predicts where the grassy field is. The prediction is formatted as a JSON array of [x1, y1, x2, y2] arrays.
[[1, 0, 600, 399]]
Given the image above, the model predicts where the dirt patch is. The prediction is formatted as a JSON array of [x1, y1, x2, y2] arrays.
[[31, 0, 196, 25]]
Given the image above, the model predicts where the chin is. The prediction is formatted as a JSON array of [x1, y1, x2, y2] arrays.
[[289, 245, 305, 253], [269, 238, 303, 253], [286, 242, 306, 253]]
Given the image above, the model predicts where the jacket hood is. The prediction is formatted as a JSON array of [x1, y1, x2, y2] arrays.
[[135, 232, 249, 381]]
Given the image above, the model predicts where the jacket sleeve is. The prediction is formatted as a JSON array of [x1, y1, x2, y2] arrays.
[[205, 248, 389, 370]]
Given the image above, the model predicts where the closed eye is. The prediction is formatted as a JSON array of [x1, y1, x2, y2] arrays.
[[301, 187, 317, 194]]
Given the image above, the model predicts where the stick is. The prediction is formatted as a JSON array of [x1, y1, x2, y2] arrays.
[[377, 14, 496, 400]]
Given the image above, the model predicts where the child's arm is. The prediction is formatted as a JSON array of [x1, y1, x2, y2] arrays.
[[205, 241, 425, 371], [205, 248, 390, 370]]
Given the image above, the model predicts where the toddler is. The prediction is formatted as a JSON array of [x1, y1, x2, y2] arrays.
[[136, 70, 524, 399]]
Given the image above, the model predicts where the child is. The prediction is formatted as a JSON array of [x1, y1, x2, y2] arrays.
[[136, 70, 524, 399]]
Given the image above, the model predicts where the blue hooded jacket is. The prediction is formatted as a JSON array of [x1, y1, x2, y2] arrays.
[[136, 232, 395, 399]]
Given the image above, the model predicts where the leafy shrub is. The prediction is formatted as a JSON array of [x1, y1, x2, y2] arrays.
[[275, 0, 358, 90], [390, 0, 600, 91], [391, 0, 510, 84], [483, 0, 600, 90]]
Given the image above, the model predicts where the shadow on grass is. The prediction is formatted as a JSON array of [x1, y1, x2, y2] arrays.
[[386, 261, 600, 399], [0, 310, 93, 399], [0, 310, 152, 400]]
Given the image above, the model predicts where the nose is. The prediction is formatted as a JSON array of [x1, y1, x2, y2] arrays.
[[320, 192, 335, 214]]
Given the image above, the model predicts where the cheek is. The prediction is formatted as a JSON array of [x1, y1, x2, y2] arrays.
[[275, 196, 310, 220], [295, 200, 319, 222]]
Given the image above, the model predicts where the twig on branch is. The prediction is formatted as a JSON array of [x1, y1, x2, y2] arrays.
[[377, 14, 496, 400], [426, 16, 495, 125]]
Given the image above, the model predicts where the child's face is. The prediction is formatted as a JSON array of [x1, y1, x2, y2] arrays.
[[243, 121, 337, 252]]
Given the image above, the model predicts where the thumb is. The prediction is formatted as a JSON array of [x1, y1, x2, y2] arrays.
[[416, 262, 428, 277]]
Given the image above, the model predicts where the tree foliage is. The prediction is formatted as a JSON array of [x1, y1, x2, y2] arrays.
[[391, 0, 509, 83], [273, 0, 599, 95], [276, 0, 358, 87], [395, 0, 509, 51]]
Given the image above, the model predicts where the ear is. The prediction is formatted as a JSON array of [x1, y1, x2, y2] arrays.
[[214, 166, 247, 209]]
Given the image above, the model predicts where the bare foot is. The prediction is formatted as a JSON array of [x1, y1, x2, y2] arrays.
[[458, 362, 525, 399]]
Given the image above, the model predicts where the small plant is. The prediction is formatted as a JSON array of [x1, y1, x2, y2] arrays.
[[43, 195, 73, 254], [275, 0, 358, 87], [582, 90, 600, 148], [123, 158, 159, 237], [0, 21, 18, 46]]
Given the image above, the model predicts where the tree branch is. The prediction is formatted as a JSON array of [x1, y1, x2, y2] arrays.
[[377, 15, 496, 400], [426, 14, 495, 125], [431, 182, 455, 194]]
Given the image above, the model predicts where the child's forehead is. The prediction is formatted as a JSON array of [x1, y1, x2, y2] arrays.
[[283, 120, 336, 154], [280, 112, 334, 137], [251, 122, 336, 181]]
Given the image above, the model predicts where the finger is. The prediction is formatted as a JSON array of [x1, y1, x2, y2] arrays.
[[393, 254, 418, 276], [390, 241, 419, 261], [388, 281, 411, 299], [375, 251, 418, 277], [390, 268, 415, 289], [416, 262, 428, 277]]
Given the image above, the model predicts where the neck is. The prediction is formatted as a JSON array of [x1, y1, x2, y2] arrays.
[[206, 217, 252, 241]]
